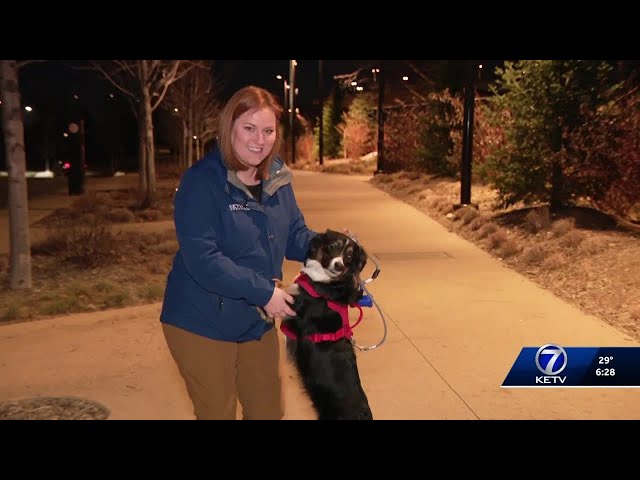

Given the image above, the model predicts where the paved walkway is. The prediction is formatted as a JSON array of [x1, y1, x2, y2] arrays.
[[1, 171, 640, 419]]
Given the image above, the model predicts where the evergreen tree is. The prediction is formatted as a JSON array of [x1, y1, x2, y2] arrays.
[[482, 60, 616, 211], [314, 85, 344, 159]]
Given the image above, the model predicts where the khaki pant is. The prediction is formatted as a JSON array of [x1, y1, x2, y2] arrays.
[[162, 323, 284, 420]]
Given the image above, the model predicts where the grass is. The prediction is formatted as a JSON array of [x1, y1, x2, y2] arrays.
[[0, 224, 177, 323]]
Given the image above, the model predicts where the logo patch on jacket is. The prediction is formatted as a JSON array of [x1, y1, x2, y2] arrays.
[[229, 203, 250, 211]]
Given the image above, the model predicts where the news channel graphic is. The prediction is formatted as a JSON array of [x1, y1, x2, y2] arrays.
[[502, 344, 640, 387]]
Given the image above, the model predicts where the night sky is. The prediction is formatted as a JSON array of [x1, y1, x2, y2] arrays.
[[2, 59, 503, 172], [215, 59, 375, 117]]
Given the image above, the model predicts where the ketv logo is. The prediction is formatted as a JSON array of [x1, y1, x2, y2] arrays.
[[535, 344, 568, 384]]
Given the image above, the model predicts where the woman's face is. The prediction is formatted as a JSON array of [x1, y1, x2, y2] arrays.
[[231, 107, 277, 168]]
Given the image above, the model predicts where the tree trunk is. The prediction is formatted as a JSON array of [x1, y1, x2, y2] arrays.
[[137, 103, 147, 194], [187, 105, 194, 166], [141, 92, 156, 208], [0, 60, 32, 289], [182, 121, 188, 170]]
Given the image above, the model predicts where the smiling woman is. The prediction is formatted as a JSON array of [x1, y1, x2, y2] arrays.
[[159, 85, 318, 420]]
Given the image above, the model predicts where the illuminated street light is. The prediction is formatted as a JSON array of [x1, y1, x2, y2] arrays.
[[276, 74, 289, 112], [24, 106, 33, 112], [289, 60, 297, 163], [402, 76, 409, 81]]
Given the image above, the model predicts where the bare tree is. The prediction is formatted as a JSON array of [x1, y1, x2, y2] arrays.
[[163, 61, 223, 169], [88, 60, 197, 206], [1, 60, 32, 289]]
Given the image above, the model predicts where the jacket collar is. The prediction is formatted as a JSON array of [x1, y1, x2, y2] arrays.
[[202, 147, 292, 198]]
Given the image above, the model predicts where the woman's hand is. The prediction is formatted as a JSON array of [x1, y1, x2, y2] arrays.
[[263, 286, 296, 319]]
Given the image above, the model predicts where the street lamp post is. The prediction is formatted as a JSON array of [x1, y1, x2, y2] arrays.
[[375, 62, 385, 174], [458, 60, 477, 208], [318, 59, 324, 166], [276, 75, 288, 113], [289, 60, 297, 164]]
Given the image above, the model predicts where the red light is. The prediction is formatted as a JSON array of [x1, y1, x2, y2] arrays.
[[63, 162, 70, 169]]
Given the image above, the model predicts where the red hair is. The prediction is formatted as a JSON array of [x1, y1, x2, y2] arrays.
[[218, 85, 283, 179]]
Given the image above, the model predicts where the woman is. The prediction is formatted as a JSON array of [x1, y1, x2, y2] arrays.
[[160, 85, 317, 420]]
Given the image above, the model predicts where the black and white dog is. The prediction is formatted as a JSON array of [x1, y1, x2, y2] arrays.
[[280, 229, 373, 420]]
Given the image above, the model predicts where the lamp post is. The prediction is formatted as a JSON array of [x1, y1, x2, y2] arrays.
[[375, 62, 385, 175], [289, 60, 297, 164], [318, 59, 324, 166], [458, 60, 477, 208], [276, 75, 288, 113]]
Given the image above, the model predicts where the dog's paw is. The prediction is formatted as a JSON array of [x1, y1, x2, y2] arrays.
[[256, 307, 275, 325], [273, 279, 300, 297], [284, 283, 300, 297]]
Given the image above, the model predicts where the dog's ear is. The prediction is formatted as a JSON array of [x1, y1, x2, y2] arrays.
[[352, 243, 367, 273], [307, 232, 325, 260]]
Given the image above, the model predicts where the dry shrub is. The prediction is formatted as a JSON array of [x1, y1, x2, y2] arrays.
[[580, 236, 609, 255], [498, 239, 520, 258], [541, 252, 567, 270], [104, 208, 135, 223], [295, 133, 315, 164], [94, 280, 117, 293], [487, 230, 509, 249], [108, 189, 134, 203], [32, 226, 121, 268], [156, 157, 184, 179], [393, 178, 412, 191], [522, 245, 546, 265], [140, 283, 164, 301], [405, 171, 423, 181], [374, 174, 394, 184], [430, 197, 453, 214], [152, 240, 178, 255], [94, 204, 110, 216], [402, 184, 425, 196], [524, 208, 551, 233], [558, 229, 586, 247], [1, 304, 21, 321], [477, 222, 498, 239], [452, 206, 467, 221], [551, 218, 576, 236], [159, 204, 174, 216], [145, 253, 172, 274], [136, 209, 162, 221], [468, 216, 486, 231], [417, 189, 432, 201], [453, 206, 478, 225], [428, 196, 445, 211], [70, 192, 100, 213]]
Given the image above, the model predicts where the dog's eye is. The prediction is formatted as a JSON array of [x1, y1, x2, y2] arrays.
[[329, 242, 339, 249]]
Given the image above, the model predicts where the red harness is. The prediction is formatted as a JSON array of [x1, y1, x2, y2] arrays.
[[279, 272, 364, 343]]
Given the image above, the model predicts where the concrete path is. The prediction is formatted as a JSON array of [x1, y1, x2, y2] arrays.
[[1, 171, 639, 419]]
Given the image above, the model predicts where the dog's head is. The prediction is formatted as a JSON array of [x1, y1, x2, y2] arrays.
[[303, 230, 367, 283]]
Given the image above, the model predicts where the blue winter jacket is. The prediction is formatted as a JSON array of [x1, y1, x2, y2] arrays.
[[160, 147, 317, 342]]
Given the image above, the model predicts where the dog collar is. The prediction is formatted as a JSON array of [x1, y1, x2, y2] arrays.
[[280, 272, 363, 343]]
